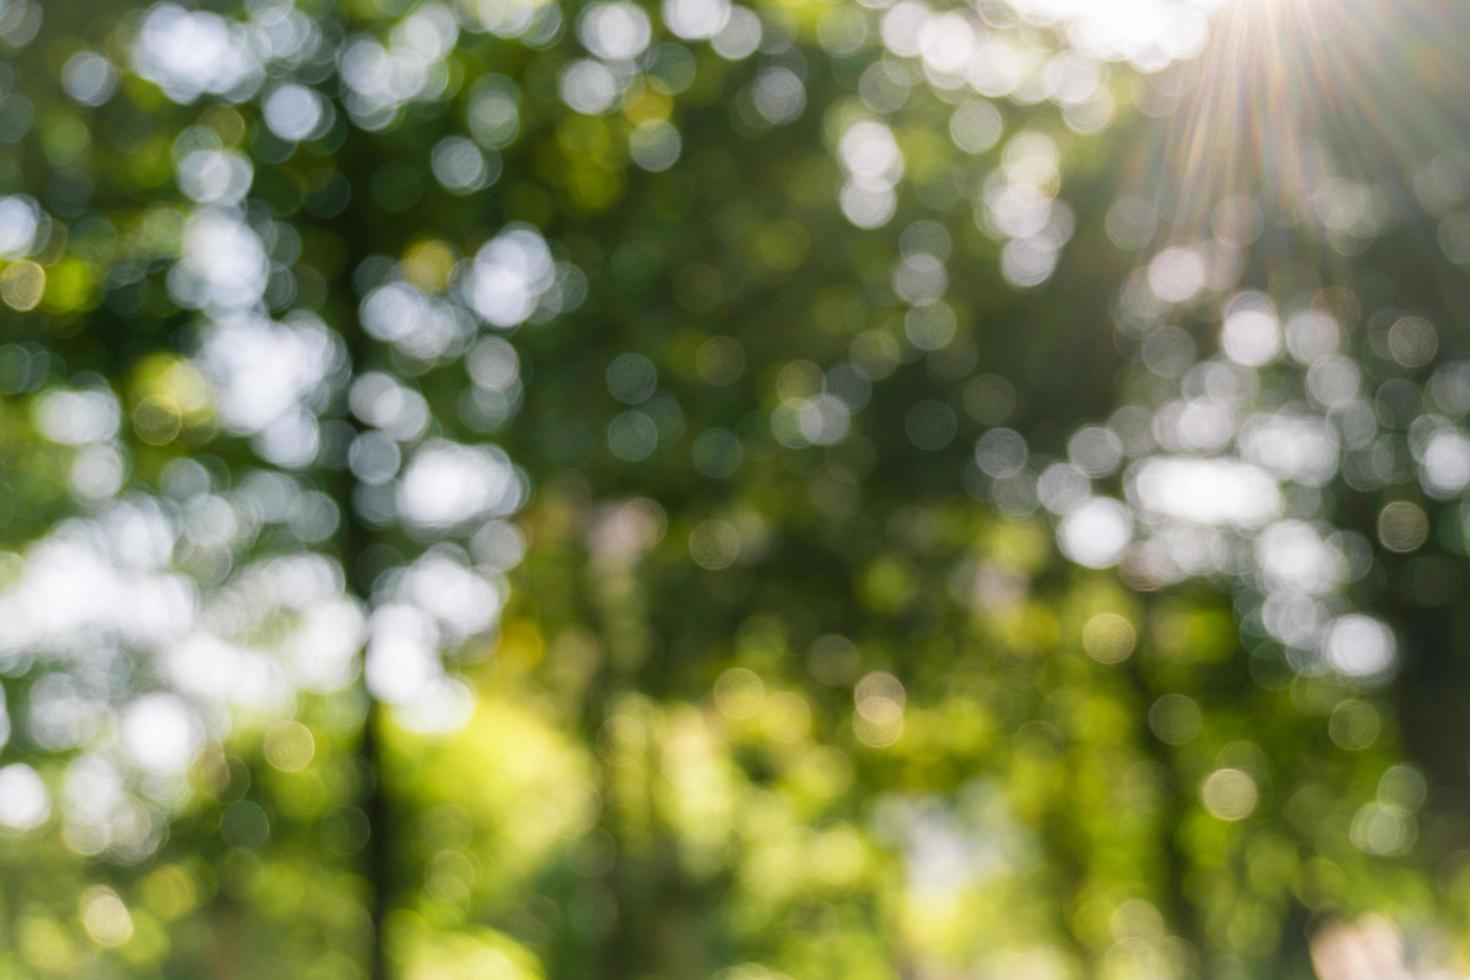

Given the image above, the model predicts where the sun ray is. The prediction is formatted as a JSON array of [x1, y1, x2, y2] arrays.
[[1138, 0, 1470, 295]]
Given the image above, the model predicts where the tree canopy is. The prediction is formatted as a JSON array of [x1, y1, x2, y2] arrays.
[[3, 0, 1470, 977]]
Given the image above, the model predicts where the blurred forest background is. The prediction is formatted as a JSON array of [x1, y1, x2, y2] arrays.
[[3, 0, 1470, 976]]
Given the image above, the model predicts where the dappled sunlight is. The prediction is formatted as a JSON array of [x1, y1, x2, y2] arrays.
[[1, 0, 1468, 975]]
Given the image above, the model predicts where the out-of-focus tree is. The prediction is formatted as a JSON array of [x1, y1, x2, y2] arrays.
[[2, 0, 1470, 977]]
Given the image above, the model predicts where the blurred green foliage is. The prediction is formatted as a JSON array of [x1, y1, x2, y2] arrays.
[[3, 0, 1470, 977]]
